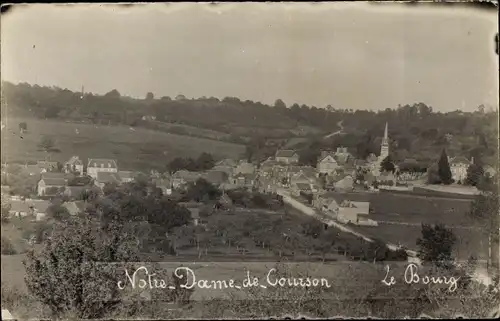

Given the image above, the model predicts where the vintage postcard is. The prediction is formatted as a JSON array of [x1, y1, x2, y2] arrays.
[[1, 2, 499, 320]]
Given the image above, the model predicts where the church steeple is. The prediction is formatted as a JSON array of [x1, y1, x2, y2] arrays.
[[380, 122, 389, 160]]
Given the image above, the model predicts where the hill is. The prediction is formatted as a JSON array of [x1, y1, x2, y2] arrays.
[[1, 117, 245, 171], [1, 81, 497, 166]]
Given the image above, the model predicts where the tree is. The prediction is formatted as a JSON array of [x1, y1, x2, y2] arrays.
[[437, 149, 453, 184], [145, 92, 154, 100], [19, 122, 27, 132], [186, 178, 221, 202], [46, 204, 70, 221], [175, 94, 186, 101], [1, 202, 11, 223], [1, 236, 16, 255], [274, 99, 286, 109], [465, 163, 484, 186], [24, 216, 140, 319], [196, 152, 215, 171], [104, 89, 121, 98], [468, 189, 499, 269], [38, 136, 55, 152], [416, 223, 456, 269], [427, 163, 441, 184], [380, 156, 395, 173]]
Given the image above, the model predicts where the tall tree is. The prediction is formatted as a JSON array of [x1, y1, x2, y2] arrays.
[[437, 149, 453, 184], [380, 156, 395, 173], [38, 136, 55, 153], [465, 163, 485, 186], [145, 92, 155, 100], [468, 188, 499, 270], [104, 89, 121, 99], [416, 223, 456, 269], [274, 99, 286, 109], [24, 216, 140, 319]]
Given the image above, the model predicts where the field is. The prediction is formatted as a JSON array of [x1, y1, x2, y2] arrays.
[[352, 223, 488, 261], [1, 117, 246, 171]]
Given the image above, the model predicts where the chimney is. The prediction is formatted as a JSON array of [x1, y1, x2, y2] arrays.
[[471, 157, 474, 164]]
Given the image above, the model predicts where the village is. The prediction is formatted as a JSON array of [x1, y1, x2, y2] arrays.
[[2, 122, 494, 244]]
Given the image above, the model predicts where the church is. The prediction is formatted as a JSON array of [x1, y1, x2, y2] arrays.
[[368, 122, 390, 177]]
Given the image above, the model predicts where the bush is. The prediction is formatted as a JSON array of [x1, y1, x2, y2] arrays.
[[1, 236, 16, 255]]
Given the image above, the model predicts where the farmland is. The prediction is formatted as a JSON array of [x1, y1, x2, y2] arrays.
[[1, 117, 246, 171]]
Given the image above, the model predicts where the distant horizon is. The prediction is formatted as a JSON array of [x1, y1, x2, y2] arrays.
[[3, 79, 499, 114], [1, 3, 498, 112]]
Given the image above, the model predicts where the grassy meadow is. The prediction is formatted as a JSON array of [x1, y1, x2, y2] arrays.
[[1, 117, 246, 171]]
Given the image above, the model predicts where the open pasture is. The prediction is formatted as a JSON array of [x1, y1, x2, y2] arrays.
[[1, 117, 246, 171], [353, 223, 488, 261]]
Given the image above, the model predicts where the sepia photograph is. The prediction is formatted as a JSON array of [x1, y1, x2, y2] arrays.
[[1, 2, 499, 320]]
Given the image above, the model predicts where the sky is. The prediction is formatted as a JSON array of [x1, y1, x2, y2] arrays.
[[1, 2, 498, 112]]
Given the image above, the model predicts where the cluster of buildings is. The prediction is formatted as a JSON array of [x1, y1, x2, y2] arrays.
[[2, 122, 496, 226]]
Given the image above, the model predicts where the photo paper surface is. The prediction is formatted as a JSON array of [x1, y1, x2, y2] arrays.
[[1, 2, 498, 320]]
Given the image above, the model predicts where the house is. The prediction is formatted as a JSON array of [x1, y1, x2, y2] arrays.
[[94, 172, 122, 189], [356, 215, 378, 226], [64, 156, 84, 175], [234, 161, 256, 175], [378, 171, 396, 185], [141, 115, 157, 121], [213, 159, 237, 176], [38, 177, 66, 197], [229, 172, 256, 189], [87, 159, 118, 179], [153, 178, 172, 196], [8, 199, 50, 220], [256, 176, 277, 194], [289, 170, 318, 187], [275, 150, 299, 164], [448, 156, 473, 183], [178, 202, 203, 226], [337, 200, 370, 224], [171, 170, 202, 189], [334, 175, 354, 192], [118, 171, 135, 183], [354, 159, 368, 169], [291, 182, 315, 197], [317, 152, 339, 175], [201, 170, 229, 188], [62, 201, 86, 216], [37, 160, 59, 172], [150, 170, 162, 178], [334, 147, 351, 165]]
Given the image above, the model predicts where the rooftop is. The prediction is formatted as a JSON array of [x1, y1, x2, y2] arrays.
[[9, 199, 51, 213], [96, 172, 122, 184], [275, 150, 298, 158], [88, 158, 118, 169], [41, 177, 66, 186]]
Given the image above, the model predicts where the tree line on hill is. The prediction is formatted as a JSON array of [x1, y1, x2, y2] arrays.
[[2, 81, 497, 167]]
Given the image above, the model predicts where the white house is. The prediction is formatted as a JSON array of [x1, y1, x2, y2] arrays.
[[448, 156, 473, 183], [38, 173, 67, 197], [317, 152, 338, 175], [87, 159, 118, 179], [337, 200, 371, 225]]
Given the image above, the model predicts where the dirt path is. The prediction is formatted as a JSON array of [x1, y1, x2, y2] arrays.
[[324, 120, 344, 139]]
